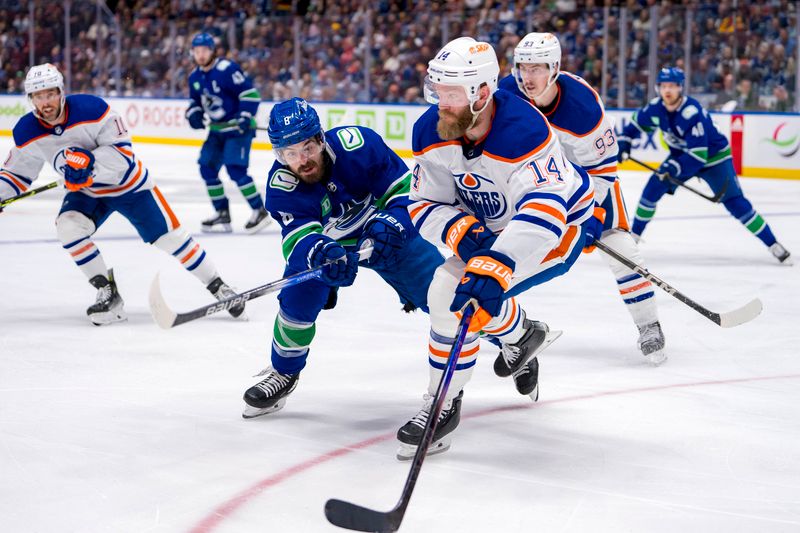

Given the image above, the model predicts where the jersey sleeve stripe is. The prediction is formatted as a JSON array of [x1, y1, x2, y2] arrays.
[[413, 140, 460, 156], [583, 155, 619, 170], [376, 171, 412, 209], [541, 225, 580, 263], [511, 214, 564, 239], [281, 222, 323, 260], [64, 106, 111, 133], [587, 164, 617, 175], [0, 171, 30, 193], [519, 202, 566, 224], [515, 191, 568, 211], [409, 201, 433, 221], [483, 128, 553, 163], [92, 160, 144, 195]]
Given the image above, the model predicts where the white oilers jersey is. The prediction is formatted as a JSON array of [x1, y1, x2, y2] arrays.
[[498, 71, 618, 204], [0, 94, 152, 200], [410, 90, 594, 273]]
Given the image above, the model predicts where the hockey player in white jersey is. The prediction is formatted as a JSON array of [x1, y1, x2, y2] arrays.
[[499, 32, 666, 365], [0, 64, 245, 325], [397, 37, 595, 458]]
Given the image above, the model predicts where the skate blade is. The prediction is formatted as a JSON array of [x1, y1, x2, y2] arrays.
[[644, 349, 667, 366], [89, 310, 128, 326], [245, 217, 272, 235], [527, 383, 539, 402], [396, 437, 451, 461], [201, 224, 233, 234], [242, 398, 287, 419]]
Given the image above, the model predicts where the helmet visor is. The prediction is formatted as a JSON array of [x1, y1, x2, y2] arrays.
[[274, 138, 325, 165], [423, 76, 471, 107]]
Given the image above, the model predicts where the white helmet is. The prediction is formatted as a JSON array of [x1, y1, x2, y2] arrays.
[[24, 63, 65, 119], [424, 36, 499, 108], [512, 32, 561, 98]]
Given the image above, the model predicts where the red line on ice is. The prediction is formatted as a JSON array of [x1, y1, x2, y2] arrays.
[[189, 372, 800, 532]]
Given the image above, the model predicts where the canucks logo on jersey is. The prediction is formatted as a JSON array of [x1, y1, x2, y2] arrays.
[[453, 172, 507, 220]]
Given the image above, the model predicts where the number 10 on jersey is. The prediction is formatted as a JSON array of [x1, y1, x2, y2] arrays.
[[528, 155, 564, 187]]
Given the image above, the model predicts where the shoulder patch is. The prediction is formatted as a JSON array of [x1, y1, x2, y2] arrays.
[[336, 127, 365, 151], [270, 169, 299, 191], [681, 105, 699, 120], [649, 97, 660, 105], [216, 59, 232, 71]]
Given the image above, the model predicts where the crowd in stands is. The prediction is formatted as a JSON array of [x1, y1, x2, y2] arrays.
[[0, 0, 796, 112]]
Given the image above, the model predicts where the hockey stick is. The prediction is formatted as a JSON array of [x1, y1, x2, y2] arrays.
[[594, 241, 762, 328], [149, 246, 373, 329], [628, 156, 726, 203], [325, 306, 475, 532], [0, 181, 60, 209]]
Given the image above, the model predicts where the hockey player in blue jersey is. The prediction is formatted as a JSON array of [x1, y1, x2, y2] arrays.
[[618, 67, 792, 265], [241, 98, 445, 419], [0, 64, 246, 325], [499, 32, 666, 365], [186, 32, 271, 234]]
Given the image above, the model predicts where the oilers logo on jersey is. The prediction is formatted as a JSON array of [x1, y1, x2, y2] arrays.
[[453, 172, 507, 220]]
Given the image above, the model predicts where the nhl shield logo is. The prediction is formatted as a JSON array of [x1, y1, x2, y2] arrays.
[[453, 172, 507, 220]]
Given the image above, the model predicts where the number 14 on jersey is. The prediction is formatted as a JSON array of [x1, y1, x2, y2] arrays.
[[528, 155, 565, 187]]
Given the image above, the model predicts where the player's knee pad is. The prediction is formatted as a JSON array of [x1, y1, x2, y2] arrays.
[[225, 165, 252, 186], [199, 164, 221, 184], [152, 228, 190, 254], [600, 229, 645, 276], [427, 256, 465, 332], [722, 194, 752, 218], [56, 210, 96, 245]]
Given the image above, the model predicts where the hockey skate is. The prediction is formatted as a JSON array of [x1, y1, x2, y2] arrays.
[[493, 319, 562, 378], [201, 209, 232, 233], [769, 242, 793, 265], [206, 277, 247, 320], [512, 357, 540, 401], [244, 207, 271, 234], [637, 321, 667, 365], [87, 269, 127, 326], [396, 390, 463, 460], [242, 368, 299, 418]]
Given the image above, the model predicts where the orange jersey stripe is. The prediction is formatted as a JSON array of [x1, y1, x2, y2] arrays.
[[114, 145, 134, 158], [0, 172, 29, 192], [180, 243, 201, 264], [482, 298, 517, 334], [520, 202, 566, 224], [620, 281, 652, 295], [413, 140, 460, 156], [153, 186, 181, 230], [541, 225, 579, 263], [613, 181, 630, 231], [484, 128, 553, 163], [92, 161, 143, 195], [409, 201, 432, 221], [70, 242, 95, 257], [587, 165, 618, 175]]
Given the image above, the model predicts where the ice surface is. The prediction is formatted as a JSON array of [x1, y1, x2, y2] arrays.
[[1, 140, 799, 532]]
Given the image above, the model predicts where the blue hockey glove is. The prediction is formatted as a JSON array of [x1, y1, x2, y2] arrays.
[[358, 211, 408, 267], [185, 106, 205, 130], [582, 206, 606, 252], [63, 147, 95, 191], [308, 238, 358, 287], [450, 250, 515, 333], [234, 112, 253, 135], [617, 137, 632, 162], [444, 213, 497, 261], [657, 159, 680, 181]]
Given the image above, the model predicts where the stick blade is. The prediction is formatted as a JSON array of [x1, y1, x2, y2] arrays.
[[325, 498, 399, 532], [718, 298, 763, 328], [148, 273, 177, 329]]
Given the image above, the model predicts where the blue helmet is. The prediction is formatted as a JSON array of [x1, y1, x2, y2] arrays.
[[191, 32, 215, 49], [268, 97, 323, 149], [657, 67, 685, 86]]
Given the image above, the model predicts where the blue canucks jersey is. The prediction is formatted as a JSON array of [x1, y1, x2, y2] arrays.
[[266, 126, 414, 273], [620, 95, 732, 179], [187, 58, 260, 127]]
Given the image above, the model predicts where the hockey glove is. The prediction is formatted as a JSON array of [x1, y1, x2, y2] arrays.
[[234, 112, 253, 135], [63, 148, 95, 191], [308, 238, 358, 287], [450, 250, 514, 333], [617, 137, 632, 162], [359, 211, 408, 268], [582, 206, 606, 253], [185, 106, 205, 130], [444, 213, 497, 262], [655, 159, 681, 195]]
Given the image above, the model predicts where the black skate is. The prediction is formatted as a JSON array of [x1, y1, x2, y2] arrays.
[[770, 242, 793, 265], [207, 277, 247, 319], [637, 321, 667, 365], [493, 319, 561, 377], [201, 209, 232, 233], [242, 369, 299, 418], [87, 268, 126, 326], [396, 390, 463, 460], [512, 357, 540, 401], [244, 207, 271, 234]]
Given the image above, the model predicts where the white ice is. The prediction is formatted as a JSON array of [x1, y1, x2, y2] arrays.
[[1, 140, 799, 533]]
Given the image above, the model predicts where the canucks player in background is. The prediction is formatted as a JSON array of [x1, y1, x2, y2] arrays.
[[0, 64, 246, 325], [399, 37, 593, 458], [618, 67, 792, 265], [185, 32, 271, 234], [499, 32, 666, 364], [241, 98, 444, 419]]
